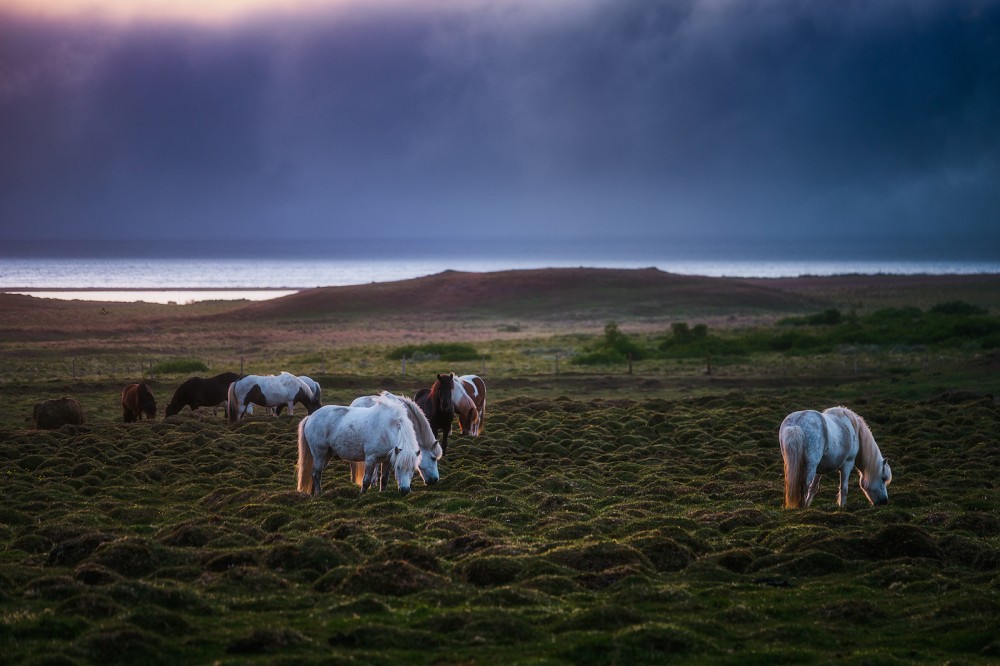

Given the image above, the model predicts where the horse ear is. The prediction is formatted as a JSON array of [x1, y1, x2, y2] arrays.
[[395, 446, 401, 456]]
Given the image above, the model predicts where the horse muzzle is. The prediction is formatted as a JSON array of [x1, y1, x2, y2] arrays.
[[398, 486, 411, 496]]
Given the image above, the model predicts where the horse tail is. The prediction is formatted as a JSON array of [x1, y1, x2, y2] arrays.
[[477, 385, 486, 436], [780, 425, 807, 509], [297, 415, 314, 495], [350, 462, 365, 487], [226, 381, 238, 424]]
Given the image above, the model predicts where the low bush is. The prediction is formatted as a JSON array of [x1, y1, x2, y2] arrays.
[[151, 359, 209, 374], [385, 343, 482, 361]]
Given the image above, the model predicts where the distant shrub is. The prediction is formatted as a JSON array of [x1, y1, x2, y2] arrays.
[[930, 301, 987, 316], [152, 359, 209, 374], [572, 322, 648, 366], [781, 308, 843, 326], [572, 350, 629, 366], [386, 343, 482, 362]]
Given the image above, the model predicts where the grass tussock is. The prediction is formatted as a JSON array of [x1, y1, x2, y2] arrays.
[[2, 370, 999, 664]]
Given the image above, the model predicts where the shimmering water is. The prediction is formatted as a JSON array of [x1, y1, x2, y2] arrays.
[[2, 256, 998, 303]]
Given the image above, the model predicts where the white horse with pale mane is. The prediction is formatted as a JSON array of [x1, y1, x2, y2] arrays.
[[348, 392, 443, 488], [779, 406, 892, 508], [297, 392, 441, 496]]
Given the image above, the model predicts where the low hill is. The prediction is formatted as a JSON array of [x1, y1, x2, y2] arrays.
[[227, 267, 823, 321]]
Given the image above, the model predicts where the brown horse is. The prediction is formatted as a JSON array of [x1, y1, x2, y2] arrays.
[[122, 383, 157, 422], [413, 373, 456, 455]]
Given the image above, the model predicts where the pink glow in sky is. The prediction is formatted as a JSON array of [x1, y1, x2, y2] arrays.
[[0, 0, 386, 23]]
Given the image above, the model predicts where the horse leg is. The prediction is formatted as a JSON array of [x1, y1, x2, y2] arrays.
[[440, 424, 451, 456], [838, 462, 855, 507], [361, 460, 378, 493], [379, 462, 390, 491], [803, 471, 822, 507], [310, 447, 329, 496]]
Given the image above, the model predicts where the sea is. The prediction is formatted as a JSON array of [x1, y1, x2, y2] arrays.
[[2, 254, 999, 304], [0, 235, 997, 303]]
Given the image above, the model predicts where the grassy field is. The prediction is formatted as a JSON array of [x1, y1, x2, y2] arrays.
[[1, 270, 999, 664]]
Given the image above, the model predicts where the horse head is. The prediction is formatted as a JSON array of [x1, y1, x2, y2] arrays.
[[298, 386, 322, 414], [164, 399, 180, 418], [390, 443, 418, 496], [435, 373, 455, 413], [402, 396, 442, 484], [860, 457, 892, 506]]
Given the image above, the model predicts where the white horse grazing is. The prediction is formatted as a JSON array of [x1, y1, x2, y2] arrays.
[[275, 375, 322, 415], [779, 406, 892, 508], [296, 393, 440, 496], [227, 372, 321, 423], [452, 374, 486, 436], [348, 392, 442, 489]]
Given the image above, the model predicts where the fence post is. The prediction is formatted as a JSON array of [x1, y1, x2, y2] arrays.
[[627, 352, 633, 375], [706, 352, 713, 376], [401, 355, 407, 377], [241, 357, 245, 375], [72, 357, 77, 381]]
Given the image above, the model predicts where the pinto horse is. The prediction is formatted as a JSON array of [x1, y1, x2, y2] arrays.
[[452, 374, 487, 436], [275, 375, 321, 416], [227, 372, 321, 423], [165, 372, 241, 417], [779, 406, 893, 508], [122, 383, 157, 422], [413, 373, 456, 455]]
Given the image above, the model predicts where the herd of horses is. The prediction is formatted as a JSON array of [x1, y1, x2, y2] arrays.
[[112, 370, 486, 497], [36, 369, 893, 509]]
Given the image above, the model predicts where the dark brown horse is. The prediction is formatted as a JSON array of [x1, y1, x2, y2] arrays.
[[165, 372, 241, 417], [33, 397, 85, 429], [122, 383, 157, 422], [413, 373, 456, 455]]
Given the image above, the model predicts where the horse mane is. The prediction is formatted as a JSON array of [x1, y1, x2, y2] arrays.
[[387, 400, 419, 478], [839, 407, 882, 473], [393, 392, 442, 458]]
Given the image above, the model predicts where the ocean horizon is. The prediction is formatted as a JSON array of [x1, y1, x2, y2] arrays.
[[2, 253, 999, 304]]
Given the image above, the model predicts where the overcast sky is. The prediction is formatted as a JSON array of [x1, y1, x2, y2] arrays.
[[1, 0, 998, 258]]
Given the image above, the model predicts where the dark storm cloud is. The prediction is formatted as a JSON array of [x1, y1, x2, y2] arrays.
[[1, 0, 998, 256]]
